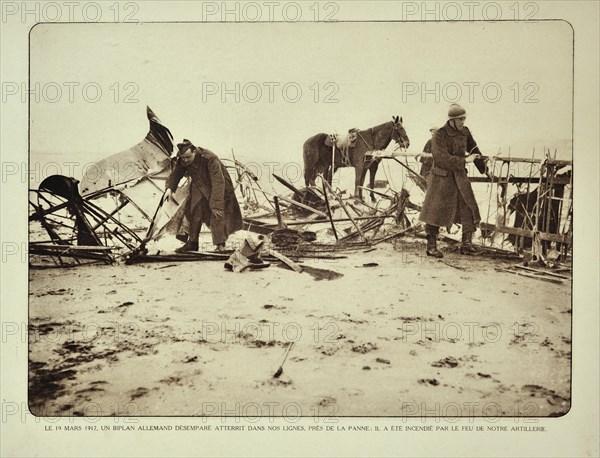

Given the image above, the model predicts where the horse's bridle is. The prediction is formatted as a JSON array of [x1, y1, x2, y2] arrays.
[[391, 121, 407, 148], [357, 121, 404, 154]]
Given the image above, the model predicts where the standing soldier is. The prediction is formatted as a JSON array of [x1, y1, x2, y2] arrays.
[[164, 139, 243, 253], [419, 104, 487, 258], [418, 125, 438, 177]]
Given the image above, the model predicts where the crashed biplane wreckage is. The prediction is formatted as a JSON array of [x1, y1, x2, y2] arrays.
[[28, 107, 290, 268], [29, 106, 177, 265], [29, 107, 572, 282]]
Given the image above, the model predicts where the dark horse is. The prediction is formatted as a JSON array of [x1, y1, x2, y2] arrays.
[[303, 116, 410, 200]]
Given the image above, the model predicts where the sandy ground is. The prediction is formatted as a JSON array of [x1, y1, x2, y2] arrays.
[[28, 234, 572, 418]]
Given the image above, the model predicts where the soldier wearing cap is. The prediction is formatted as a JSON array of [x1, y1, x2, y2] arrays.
[[418, 125, 438, 177], [418, 104, 487, 258], [164, 139, 243, 252]]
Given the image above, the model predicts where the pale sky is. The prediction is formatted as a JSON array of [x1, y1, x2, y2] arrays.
[[30, 20, 573, 167]]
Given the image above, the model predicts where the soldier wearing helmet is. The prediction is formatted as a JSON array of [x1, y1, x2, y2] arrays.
[[419, 104, 488, 258], [418, 125, 438, 177]]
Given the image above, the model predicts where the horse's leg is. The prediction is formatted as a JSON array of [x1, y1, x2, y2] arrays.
[[326, 147, 337, 185], [312, 157, 327, 185], [303, 144, 313, 187], [304, 168, 310, 187], [354, 163, 366, 200], [305, 142, 324, 187], [368, 160, 380, 202]]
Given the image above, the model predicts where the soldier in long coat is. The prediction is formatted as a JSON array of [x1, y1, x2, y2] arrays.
[[418, 125, 438, 177], [419, 104, 487, 258], [165, 139, 243, 252]]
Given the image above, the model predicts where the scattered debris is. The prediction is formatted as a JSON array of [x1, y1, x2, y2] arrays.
[[351, 343, 378, 354], [225, 235, 271, 272], [431, 357, 459, 368], [265, 248, 301, 273], [117, 301, 134, 308], [130, 387, 150, 400], [273, 342, 294, 379], [497, 266, 567, 284], [301, 266, 344, 281], [521, 384, 570, 408], [29, 108, 572, 284]]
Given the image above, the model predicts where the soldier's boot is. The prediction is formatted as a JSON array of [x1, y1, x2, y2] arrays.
[[426, 234, 444, 258], [175, 233, 188, 243], [175, 220, 201, 253], [460, 232, 482, 255], [175, 241, 199, 253]]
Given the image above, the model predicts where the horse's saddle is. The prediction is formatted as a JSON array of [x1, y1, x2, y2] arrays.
[[325, 128, 359, 166], [325, 128, 359, 149]]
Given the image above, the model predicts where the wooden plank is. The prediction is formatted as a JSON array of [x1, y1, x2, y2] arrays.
[[357, 186, 394, 200], [265, 248, 302, 273], [283, 215, 395, 226], [371, 224, 422, 245], [480, 222, 572, 244], [390, 157, 427, 191], [271, 251, 347, 260], [29, 244, 113, 251], [492, 156, 542, 164], [272, 173, 304, 196], [273, 196, 285, 228], [249, 186, 327, 218], [497, 267, 565, 284], [513, 265, 571, 280], [322, 180, 369, 244], [469, 176, 571, 184], [272, 173, 324, 204], [243, 218, 277, 235], [126, 251, 230, 264], [489, 156, 571, 166], [321, 177, 339, 241], [29, 248, 112, 262]]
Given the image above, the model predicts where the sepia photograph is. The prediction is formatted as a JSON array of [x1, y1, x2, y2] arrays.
[[27, 19, 573, 418], [1, 1, 598, 457]]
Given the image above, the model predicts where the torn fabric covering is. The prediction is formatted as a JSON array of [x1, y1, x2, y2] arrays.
[[72, 106, 205, 247], [79, 106, 174, 195], [147, 181, 191, 241], [224, 235, 268, 272], [74, 106, 190, 244]]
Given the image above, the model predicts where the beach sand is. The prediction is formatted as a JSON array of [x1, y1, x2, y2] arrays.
[[28, 235, 571, 418]]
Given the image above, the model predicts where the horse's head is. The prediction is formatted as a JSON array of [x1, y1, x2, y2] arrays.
[[391, 115, 410, 149]]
